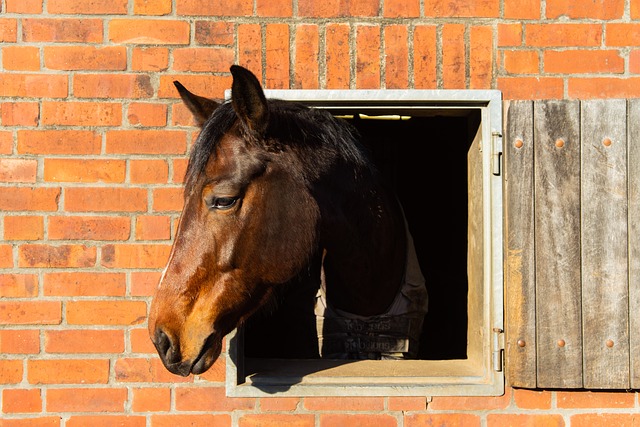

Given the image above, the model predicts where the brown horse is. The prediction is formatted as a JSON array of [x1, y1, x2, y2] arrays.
[[148, 65, 428, 376]]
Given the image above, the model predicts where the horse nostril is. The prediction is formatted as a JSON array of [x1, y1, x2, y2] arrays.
[[154, 329, 180, 365]]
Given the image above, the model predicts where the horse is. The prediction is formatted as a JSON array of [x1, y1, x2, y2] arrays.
[[148, 65, 428, 377]]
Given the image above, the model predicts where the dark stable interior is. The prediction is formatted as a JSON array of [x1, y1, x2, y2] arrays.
[[244, 110, 480, 361]]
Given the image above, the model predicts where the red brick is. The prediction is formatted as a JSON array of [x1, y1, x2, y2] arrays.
[[384, 0, 419, 17], [504, 0, 540, 19], [304, 396, 384, 411], [176, 387, 255, 411], [406, 414, 481, 427], [74, 74, 153, 98], [607, 23, 640, 47], [128, 103, 167, 127], [3, 46, 40, 71], [0, 301, 61, 325], [134, 0, 172, 15], [502, 50, 539, 74], [325, 23, 351, 89], [0, 74, 68, 98], [64, 187, 147, 212], [47, 388, 126, 411], [425, 0, 499, 17], [257, 0, 292, 17], [28, 359, 109, 384], [568, 77, 640, 98], [547, 0, 623, 19], [294, 24, 320, 89], [1, 102, 39, 126], [6, 0, 43, 13], [47, 45, 123, 70], [557, 390, 635, 408], [195, 21, 234, 45], [0, 330, 40, 354], [355, 25, 381, 89], [132, 47, 169, 71], [266, 24, 290, 89], [41, 102, 122, 127], [259, 397, 300, 411], [414, 25, 437, 89], [66, 300, 147, 325], [135, 215, 171, 240], [298, 0, 378, 17], [388, 396, 427, 411], [48, 216, 130, 240], [498, 77, 564, 99], [44, 159, 126, 183], [0, 18, 18, 42], [43, 272, 126, 296], [513, 388, 552, 409], [18, 130, 101, 155], [0, 359, 23, 384], [442, 24, 466, 89], [428, 391, 511, 410], [498, 23, 523, 47], [0, 158, 37, 182], [19, 244, 97, 268], [109, 19, 190, 44], [0, 187, 60, 212], [45, 329, 125, 353], [571, 413, 640, 427], [0, 417, 60, 427], [0, 274, 38, 298], [177, 0, 252, 15], [0, 131, 12, 154], [152, 187, 184, 212], [2, 388, 42, 413], [238, 24, 263, 79], [631, 50, 640, 74], [321, 414, 397, 427], [487, 414, 564, 427], [48, 0, 127, 14], [159, 74, 232, 99], [23, 18, 103, 43], [101, 244, 171, 268], [385, 25, 409, 89], [131, 271, 162, 297], [4, 216, 44, 241], [525, 24, 602, 47], [544, 50, 624, 74], [172, 47, 235, 72], [239, 414, 313, 427], [470, 25, 493, 89], [67, 416, 146, 427], [130, 159, 169, 184], [151, 415, 231, 427], [172, 157, 189, 183], [196, 357, 226, 382], [115, 357, 193, 383], [132, 387, 171, 412], [0, 245, 12, 268], [106, 130, 186, 154]]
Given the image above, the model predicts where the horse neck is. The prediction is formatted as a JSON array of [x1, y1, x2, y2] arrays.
[[320, 180, 407, 317]]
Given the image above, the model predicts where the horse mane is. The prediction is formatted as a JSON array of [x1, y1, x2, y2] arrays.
[[184, 99, 377, 197]]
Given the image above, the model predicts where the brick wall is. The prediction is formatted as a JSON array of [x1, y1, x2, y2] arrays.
[[2, 0, 640, 425]]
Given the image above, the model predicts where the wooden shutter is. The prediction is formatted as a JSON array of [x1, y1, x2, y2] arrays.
[[504, 99, 640, 389]]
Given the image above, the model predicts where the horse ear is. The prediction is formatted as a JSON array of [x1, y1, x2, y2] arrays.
[[173, 81, 221, 127], [230, 65, 269, 137]]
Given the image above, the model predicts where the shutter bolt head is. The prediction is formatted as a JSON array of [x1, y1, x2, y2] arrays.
[[606, 339, 614, 348], [515, 139, 524, 149], [557, 339, 566, 348], [517, 339, 526, 348], [603, 137, 612, 147], [555, 138, 565, 148]]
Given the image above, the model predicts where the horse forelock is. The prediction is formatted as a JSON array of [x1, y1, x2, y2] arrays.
[[183, 98, 376, 200]]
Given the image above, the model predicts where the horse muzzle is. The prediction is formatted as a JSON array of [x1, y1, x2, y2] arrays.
[[152, 328, 222, 376]]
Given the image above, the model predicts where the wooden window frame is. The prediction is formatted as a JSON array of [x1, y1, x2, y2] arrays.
[[225, 90, 504, 397]]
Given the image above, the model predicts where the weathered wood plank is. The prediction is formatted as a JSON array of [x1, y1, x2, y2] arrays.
[[581, 99, 630, 389], [503, 100, 536, 388], [629, 100, 640, 388], [534, 100, 583, 388]]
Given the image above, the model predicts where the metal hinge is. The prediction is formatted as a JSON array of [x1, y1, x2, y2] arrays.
[[491, 131, 503, 176], [492, 327, 504, 372]]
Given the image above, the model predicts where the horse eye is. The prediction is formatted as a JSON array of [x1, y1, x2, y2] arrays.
[[210, 196, 239, 210]]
